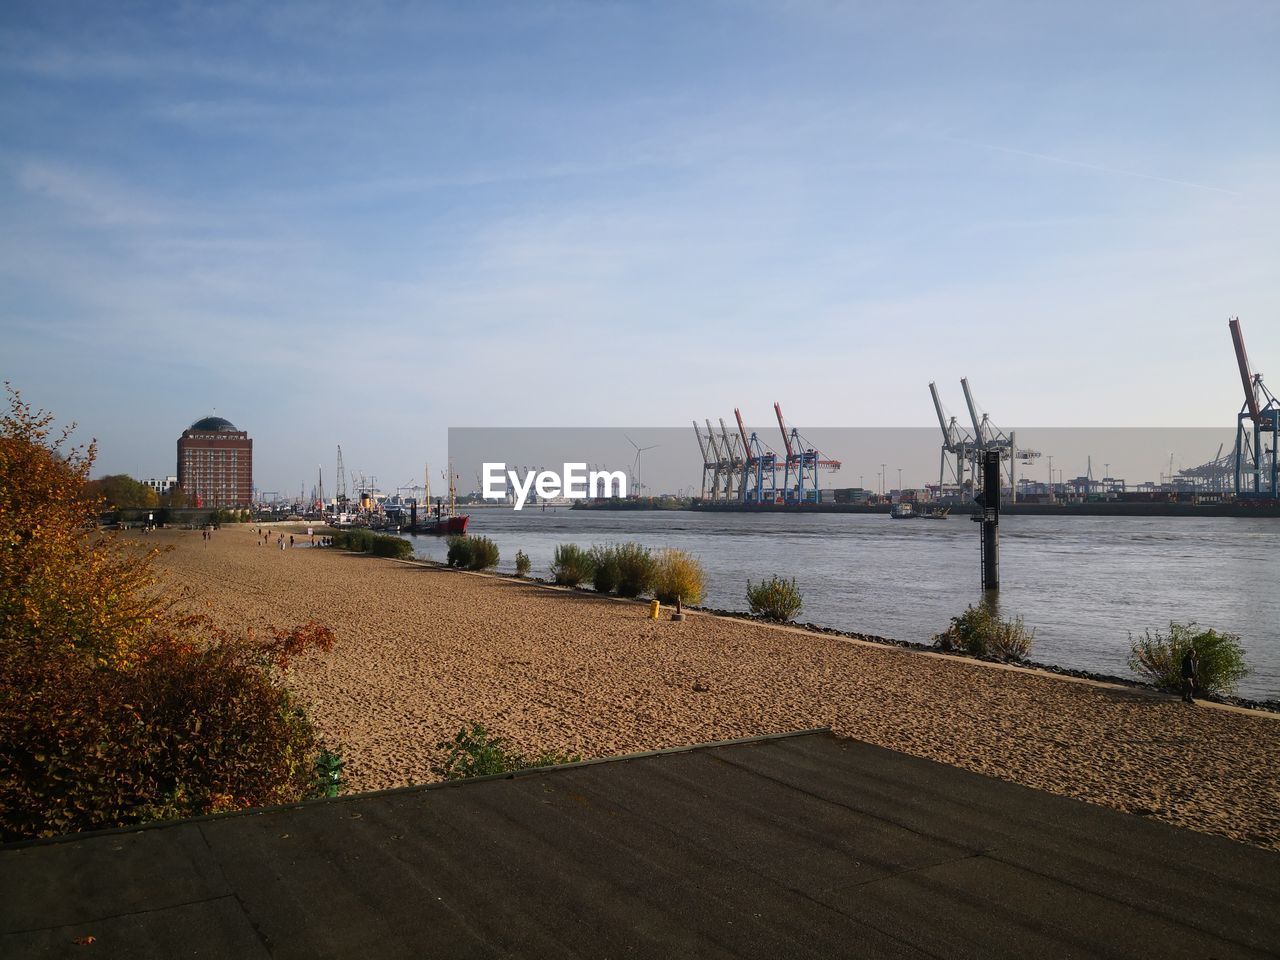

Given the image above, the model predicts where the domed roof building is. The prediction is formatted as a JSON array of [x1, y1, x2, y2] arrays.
[[177, 416, 253, 507], [189, 415, 239, 432]]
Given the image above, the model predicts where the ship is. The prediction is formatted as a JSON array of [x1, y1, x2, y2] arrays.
[[407, 459, 470, 536], [889, 502, 916, 519]]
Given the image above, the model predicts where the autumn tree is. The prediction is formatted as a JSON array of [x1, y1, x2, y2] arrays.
[[0, 385, 337, 839]]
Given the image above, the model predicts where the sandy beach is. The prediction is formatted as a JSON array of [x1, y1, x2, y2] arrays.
[[149, 525, 1280, 851]]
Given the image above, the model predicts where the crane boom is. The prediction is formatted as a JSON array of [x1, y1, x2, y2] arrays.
[[719, 419, 738, 460], [1229, 317, 1262, 423], [703, 419, 722, 460], [692, 420, 710, 461], [960, 377, 985, 445], [774, 402, 794, 458], [928, 382, 951, 443], [734, 408, 752, 461]]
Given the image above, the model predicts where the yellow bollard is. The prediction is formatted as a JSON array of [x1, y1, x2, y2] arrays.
[[649, 599, 661, 620]]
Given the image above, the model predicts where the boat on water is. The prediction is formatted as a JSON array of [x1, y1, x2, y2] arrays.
[[408, 459, 470, 536], [412, 513, 469, 536], [890, 502, 916, 519], [921, 505, 951, 519]]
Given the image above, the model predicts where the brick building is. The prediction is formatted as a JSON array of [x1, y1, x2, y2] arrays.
[[176, 416, 253, 507]]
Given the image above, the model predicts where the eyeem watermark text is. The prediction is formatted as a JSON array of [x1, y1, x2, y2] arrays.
[[482, 463, 628, 509]]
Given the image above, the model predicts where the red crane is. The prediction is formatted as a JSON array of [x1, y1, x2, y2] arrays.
[[1230, 317, 1269, 426]]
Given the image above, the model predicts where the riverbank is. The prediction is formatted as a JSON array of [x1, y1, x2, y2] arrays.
[[149, 526, 1280, 850]]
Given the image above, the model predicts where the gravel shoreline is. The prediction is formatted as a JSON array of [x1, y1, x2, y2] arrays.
[[152, 525, 1280, 851]]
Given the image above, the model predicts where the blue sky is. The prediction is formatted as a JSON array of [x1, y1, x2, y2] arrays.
[[2, 1, 1277, 492]]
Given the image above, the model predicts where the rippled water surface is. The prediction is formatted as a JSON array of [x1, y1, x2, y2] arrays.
[[403, 510, 1280, 700]]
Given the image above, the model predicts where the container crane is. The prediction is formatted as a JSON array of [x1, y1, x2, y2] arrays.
[[718, 418, 743, 500], [693, 420, 713, 499], [929, 382, 976, 494], [1229, 317, 1279, 498], [773, 402, 841, 504], [735, 407, 779, 504], [958, 378, 1040, 503]]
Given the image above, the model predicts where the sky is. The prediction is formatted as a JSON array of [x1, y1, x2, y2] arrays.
[[1, 0, 1277, 494]]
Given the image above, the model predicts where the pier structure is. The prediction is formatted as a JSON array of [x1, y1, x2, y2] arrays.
[[1229, 317, 1279, 499]]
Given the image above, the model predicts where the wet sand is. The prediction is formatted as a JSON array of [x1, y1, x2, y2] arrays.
[[152, 525, 1280, 850]]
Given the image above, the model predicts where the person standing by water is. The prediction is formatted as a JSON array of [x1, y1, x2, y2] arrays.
[[1181, 644, 1199, 704]]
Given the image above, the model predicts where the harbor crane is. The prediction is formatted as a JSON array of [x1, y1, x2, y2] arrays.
[[773, 402, 841, 504], [1229, 317, 1279, 498], [693, 421, 713, 499], [929, 382, 977, 493], [693, 417, 745, 501], [735, 407, 779, 504], [959, 377, 1041, 503]]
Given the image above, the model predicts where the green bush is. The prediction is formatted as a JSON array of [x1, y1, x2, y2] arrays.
[[369, 534, 413, 559], [446, 535, 472, 568], [747, 576, 803, 622], [466, 536, 500, 571], [514, 550, 531, 577], [934, 603, 1034, 660], [652, 549, 704, 605], [333, 528, 375, 552], [589, 544, 620, 593], [314, 745, 345, 799], [333, 528, 410, 559], [551, 544, 594, 586], [613, 542, 655, 598], [1128, 622, 1249, 696], [431, 723, 580, 781]]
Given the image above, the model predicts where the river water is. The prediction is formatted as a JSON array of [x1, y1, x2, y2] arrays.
[[401, 509, 1280, 700]]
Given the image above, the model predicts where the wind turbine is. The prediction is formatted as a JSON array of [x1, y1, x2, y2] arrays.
[[625, 434, 659, 496]]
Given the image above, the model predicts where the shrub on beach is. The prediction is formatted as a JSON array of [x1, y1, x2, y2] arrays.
[[2, 620, 336, 839], [446, 535, 472, 568], [652, 549, 704, 606], [333, 528, 411, 559], [514, 550, 531, 577], [1128, 622, 1248, 696], [747, 576, 803, 622], [933, 603, 1034, 660], [432, 723, 580, 781], [0, 386, 339, 840], [551, 544, 594, 586], [589, 544, 620, 594], [465, 536, 499, 571], [369, 534, 413, 559], [446, 535, 498, 571], [613, 542, 655, 598]]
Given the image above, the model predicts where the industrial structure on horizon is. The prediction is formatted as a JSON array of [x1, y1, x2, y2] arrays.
[[694, 403, 841, 505]]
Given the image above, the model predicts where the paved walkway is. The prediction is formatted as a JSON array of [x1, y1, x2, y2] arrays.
[[3, 731, 1278, 959]]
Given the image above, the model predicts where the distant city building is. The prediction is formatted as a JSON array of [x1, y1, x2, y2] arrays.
[[142, 476, 178, 496], [176, 416, 253, 507]]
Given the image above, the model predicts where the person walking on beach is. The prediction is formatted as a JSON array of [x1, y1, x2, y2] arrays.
[[1181, 644, 1199, 704], [289, 535, 295, 548]]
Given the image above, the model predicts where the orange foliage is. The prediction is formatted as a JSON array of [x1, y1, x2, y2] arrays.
[[0, 385, 339, 840]]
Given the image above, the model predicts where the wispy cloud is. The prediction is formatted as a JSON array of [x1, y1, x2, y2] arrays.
[[940, 135, 1243, 197], [15, 160, 170, 226]]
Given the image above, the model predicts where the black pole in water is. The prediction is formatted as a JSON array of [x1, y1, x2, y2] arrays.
[[972, 449, 1001, 589]]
